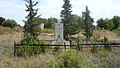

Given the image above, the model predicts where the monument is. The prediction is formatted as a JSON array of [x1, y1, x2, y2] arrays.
[[52, 21, 70, 45], [55, 22, 63, 41]]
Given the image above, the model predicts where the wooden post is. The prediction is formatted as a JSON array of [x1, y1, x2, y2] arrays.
[[64, 42, 66, 51], [14, 42, 16, 56], [70, 40, 72, 49]]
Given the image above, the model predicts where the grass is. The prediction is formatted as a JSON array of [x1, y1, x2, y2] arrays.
[[1, 44, 120, 68], [0, 26, 120, 68]]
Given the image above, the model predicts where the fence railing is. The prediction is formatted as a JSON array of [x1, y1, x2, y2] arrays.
[[14, 42, 120, 56]]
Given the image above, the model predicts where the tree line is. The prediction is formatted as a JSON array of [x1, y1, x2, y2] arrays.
[[97, 16, 120, 31], [0, 17, 20, 28]]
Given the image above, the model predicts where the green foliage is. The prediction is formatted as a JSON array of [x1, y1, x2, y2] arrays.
[[52, 46, 61, 55], [48, 50, 95, 68], [24, 0, 41, 37], [112, 16, 120, 30], [97, 18, 114, 30], [46, 17, 58, 29], [82, 6, 94, 40], [41, 28, 54, 33], [103, 37, 111, 51], [0, 17, 5, 25], [61, 0, 72, 40], [21, 33, 40, 44], [2, 19, 18, 28], [20, 0, 44, 56], [68, 14, 82, 35], [34, 17, 58, 29], [97, 16, 120, 31], [112, 26, 120, 33]]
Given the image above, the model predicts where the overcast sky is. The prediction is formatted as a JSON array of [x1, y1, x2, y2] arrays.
[[0, 0, 120, 26]]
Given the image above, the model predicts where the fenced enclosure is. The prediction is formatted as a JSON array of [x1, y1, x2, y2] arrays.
[[14, 40, 120, 68]]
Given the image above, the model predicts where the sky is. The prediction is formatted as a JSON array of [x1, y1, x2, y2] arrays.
[[0, 0, 120, 26]]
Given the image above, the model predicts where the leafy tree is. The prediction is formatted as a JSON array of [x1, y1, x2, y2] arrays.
[[60, 0, 72, 40], [22, 0, 41, 44], [97, 18, 114, 30], [47, 17, 58, 29], [97, 18, 105, 29], [0, 17, 5, 25], [82, 6, 94, 40], [104, 19, 114, 30], [2, 19, 17, 28], [112, 16, 120, 29]]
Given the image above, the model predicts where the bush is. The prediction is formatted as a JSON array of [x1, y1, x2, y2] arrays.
[[48, 50, 95, 68], [52, 46, 61, 55], [41, 29, 54, 33], [2, 19, 18, 28], [17, 33, 46, 57]]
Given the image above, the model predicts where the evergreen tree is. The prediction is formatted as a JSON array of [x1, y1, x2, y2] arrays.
[[82, 6, 94, 40], [22, 0, 41, 44], [68, 14, 82, 35], [60, 0, 72, 40]]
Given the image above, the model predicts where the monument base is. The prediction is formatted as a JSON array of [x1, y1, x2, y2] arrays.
[[51, 40, 70, 49]]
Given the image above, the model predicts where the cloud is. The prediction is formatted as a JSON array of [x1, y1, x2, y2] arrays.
[[0, 0, 120, 26], [0, 0, 25, 26]]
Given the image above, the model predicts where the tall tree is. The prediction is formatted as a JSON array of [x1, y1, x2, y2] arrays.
[[22, 0, 41, 44], [60, 0, 72, 40], [68, 14, 82, 35], [82, 6, 94, 40]]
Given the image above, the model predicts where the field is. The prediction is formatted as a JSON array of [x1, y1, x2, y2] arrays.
[[0, 26, 120, 68]]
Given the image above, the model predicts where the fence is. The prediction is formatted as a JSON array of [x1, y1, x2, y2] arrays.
[[14, 40, 120, 68], [14, 42, 120, 55]]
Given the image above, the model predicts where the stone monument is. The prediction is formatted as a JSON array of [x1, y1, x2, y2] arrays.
[[55, 22, 63, 41]]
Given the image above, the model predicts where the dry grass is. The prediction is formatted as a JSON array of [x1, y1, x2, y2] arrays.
[[93, 29, 120, 40], [0, 26, 120, 68]]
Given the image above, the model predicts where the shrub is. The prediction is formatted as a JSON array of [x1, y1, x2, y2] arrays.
[[2, 19, 18, 28], [52, 46, 61, 55], [48, 50, 95, 68], [17, 33, 46, 57], [41, 29, 54, 33]]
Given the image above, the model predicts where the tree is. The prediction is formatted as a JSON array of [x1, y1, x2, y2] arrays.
[[47, 17, 58, 29], [97, 18, 105, 29], [112, 16, 120, 30], [0, 17, 5, 25], [60, 0, 72, 40], [22, 0, 41, 44], [2, 19, 17, 28], [82, 6, 94, 40], [68, 14, 82, 35], [97, 18, 114, 30]]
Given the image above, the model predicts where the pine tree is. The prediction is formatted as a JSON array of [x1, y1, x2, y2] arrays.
[[22, 0, 41, 44], [60, 0, 72, 40], [82, 6, 94, 40]]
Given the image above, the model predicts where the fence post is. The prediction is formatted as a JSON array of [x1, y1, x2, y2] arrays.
[[64, 42, 66, 51], [14, 42, 16, 56], [70, 40, 72, 49]]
